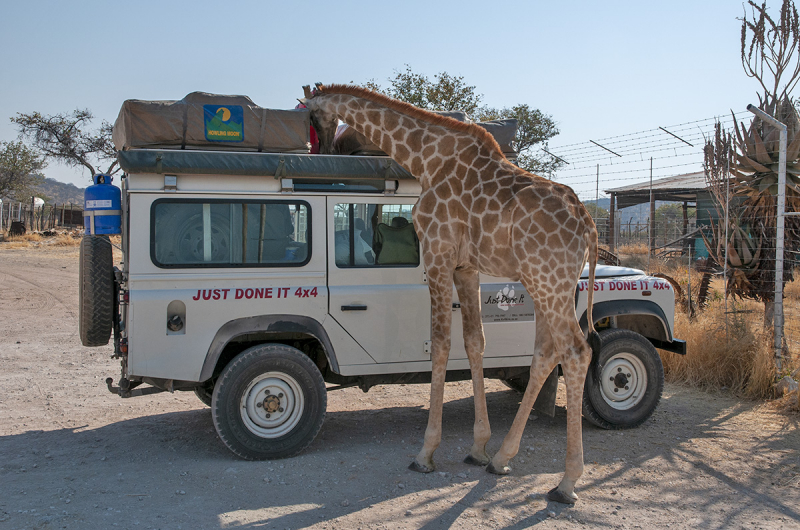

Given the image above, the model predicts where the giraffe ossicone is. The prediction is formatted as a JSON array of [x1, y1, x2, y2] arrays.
[[304, 84, 599, 504]]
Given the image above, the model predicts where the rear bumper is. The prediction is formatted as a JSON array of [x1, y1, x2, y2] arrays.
[[651, 338, 687, 355]]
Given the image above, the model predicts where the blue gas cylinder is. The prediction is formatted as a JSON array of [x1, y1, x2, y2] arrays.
[[84, 174, 122, 235]]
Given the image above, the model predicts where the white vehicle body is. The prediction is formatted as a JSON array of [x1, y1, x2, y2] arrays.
[[87, 148, 685, 459]]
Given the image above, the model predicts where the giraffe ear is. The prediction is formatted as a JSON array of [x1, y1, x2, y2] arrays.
[[297, 98, 308, 106]]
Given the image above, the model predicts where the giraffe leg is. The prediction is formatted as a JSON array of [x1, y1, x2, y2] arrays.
[[547, 329, 592, 504], [487, 351, 556, 475], [410, 271, 454, 473], [453, 268, 491, 466]]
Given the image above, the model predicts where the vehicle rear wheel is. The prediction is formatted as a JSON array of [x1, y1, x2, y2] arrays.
[[212, 343, 326, 460], [500, 375, 528, 393], [583, 329, 664, 429]]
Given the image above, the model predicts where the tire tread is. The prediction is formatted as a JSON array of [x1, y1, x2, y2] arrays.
[[79, 235, 114, 347], [211, 344, 326, 460], [582, 328, 664, 430]]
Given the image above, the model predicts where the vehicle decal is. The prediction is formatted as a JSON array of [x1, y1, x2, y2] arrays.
[[577, 279, 672, 292], [203, 105, 244, 142], [191, 287, 319, 301], [480, 283, 535, 323]]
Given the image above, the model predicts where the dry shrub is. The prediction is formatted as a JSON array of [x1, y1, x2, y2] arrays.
[[7, 233, 43, 243], [3, 231, 84, 248], [785, 268, 800, 301], [662, 297, 776, 399], [51, 233, 81, 247], [617, 242, 649, 255]]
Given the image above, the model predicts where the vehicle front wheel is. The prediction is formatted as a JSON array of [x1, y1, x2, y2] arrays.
[[583, 329, 664, 429], [212, 343, 327, 460]]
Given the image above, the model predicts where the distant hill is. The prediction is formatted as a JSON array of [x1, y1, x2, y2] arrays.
[[35, 177, 86, 205], [583, 198, 682, 223]]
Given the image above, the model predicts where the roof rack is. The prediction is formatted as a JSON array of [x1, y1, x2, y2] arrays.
[[118, 149, 415, 181]]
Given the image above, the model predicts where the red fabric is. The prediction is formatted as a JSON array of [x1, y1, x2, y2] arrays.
[[296, 103, 320, 154]]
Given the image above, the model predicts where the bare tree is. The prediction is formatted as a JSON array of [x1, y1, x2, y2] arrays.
[[11, 109, 118, 180]]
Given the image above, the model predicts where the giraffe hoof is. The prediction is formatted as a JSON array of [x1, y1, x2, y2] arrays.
[[408, 460, 435, 473], [463, 454, 490, 466], [486, 462, 510, 475], [547, 487, 578, 505]]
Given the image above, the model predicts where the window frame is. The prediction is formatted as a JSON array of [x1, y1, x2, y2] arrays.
[[333, 201, 419, 269], [149, 197, 312, 269]]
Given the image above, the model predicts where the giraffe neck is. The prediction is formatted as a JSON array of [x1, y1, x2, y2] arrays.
[[327, 94, 448, 185]]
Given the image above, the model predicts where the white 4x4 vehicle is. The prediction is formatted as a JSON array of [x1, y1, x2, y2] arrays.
[[80, 94, 685, 460]]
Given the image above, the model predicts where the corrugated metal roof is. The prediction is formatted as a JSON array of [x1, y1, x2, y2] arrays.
[[604, 171, 707, 194]]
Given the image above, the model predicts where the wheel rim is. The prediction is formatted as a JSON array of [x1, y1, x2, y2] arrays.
[[599, 352, 647, 410], [240, 372, 305, 439]]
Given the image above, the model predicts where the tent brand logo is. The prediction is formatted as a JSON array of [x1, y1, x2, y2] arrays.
[[204, 105, 244, 142]]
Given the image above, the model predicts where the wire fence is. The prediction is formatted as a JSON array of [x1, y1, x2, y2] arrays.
[[0, 199, 84, 234], [544, 106, 800, 381]]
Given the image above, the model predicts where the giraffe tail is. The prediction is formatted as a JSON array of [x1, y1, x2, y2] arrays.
[[585, 224, 601, 355]]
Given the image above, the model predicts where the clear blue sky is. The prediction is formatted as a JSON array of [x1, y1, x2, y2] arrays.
[[0, 1, 769, 200]]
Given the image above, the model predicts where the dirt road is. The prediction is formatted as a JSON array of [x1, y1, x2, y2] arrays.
[[1, 245, 798, 529]]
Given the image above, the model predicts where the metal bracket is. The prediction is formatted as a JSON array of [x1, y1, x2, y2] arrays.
[[274, 155, 286, 179], [424, 341, 432, 355], [281, 178, 294, 193], [384, 179, 397, 196], [378, 160, 393, 178], [164, 175, 177, 192]]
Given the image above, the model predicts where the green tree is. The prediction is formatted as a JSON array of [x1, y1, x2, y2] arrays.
[[11, 109, 118, 180], [366, 66, 563, 174], [583, 202, 609, 219], [0, 140, 46, 199]]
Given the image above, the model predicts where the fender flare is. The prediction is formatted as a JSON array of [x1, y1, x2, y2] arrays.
[[199, 315, 339, 381], [578, 300, 672, 341]]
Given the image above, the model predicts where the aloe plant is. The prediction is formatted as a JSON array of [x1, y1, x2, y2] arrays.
[[698, 2, 800, 331]]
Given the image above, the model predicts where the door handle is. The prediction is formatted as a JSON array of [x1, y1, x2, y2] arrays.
[[341, 305, 368, 311]]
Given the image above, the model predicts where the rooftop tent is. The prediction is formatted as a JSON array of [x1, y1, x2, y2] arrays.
[[112, 92, 310, 153]]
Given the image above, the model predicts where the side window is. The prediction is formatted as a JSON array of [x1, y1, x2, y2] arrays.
[[151, 199, 310, 268], [334, 203, 419, 268]]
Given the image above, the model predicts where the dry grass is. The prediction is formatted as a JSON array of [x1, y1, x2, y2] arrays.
[[617, 242, 650, 256], [663, 297, 776, 398], [656, 259, 800, 410], [8, 233, 43, 242], [51, 233, 82, 247], [2, 230, 83, 248], [785, 268, 800, 300]]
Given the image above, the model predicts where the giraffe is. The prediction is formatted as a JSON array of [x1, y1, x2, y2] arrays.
[[301, 84, 599, 504]]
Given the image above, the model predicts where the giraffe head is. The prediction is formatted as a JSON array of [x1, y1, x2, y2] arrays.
[[299, 84, 338, 154]]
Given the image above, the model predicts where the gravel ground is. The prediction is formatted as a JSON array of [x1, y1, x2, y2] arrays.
[[1, 245, 799, 529]]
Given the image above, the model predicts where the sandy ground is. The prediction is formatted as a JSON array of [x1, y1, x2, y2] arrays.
[[1, 245, 799, 530]]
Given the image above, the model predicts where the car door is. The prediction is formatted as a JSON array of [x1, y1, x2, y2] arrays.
[[327, 197, 431, 364]]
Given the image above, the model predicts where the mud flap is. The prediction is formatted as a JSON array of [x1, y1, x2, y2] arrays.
[[532, 366, 559, 417]]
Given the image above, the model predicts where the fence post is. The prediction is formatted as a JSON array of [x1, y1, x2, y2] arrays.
[[747, 104, 788, 374]]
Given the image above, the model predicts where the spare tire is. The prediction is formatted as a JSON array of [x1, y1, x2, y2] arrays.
[[79, 235, 114, 347]]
